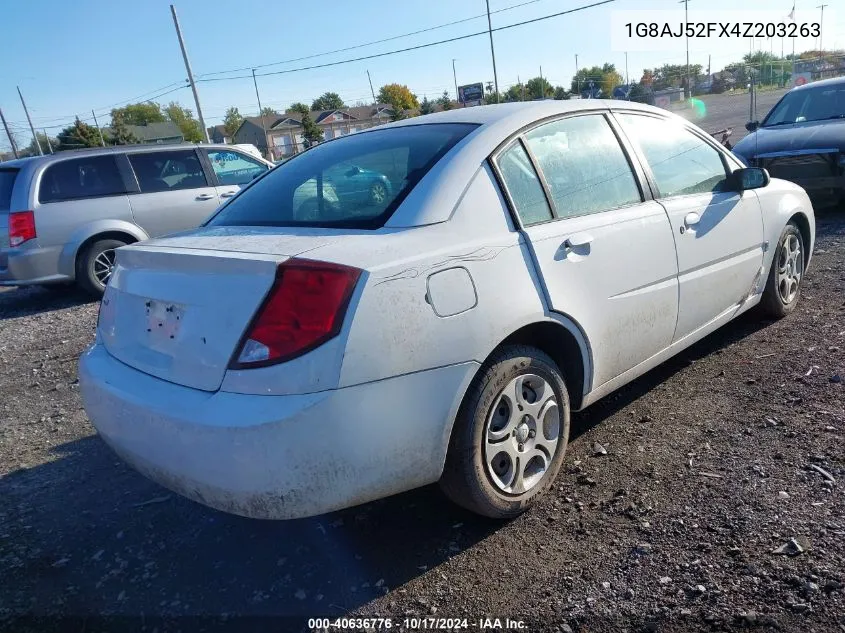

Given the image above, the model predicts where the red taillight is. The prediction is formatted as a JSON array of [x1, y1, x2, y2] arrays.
[[9, 211, 36, 247], [231, 259, 361, 368]]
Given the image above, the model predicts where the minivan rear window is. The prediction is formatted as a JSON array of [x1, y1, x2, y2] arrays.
[[39, 156, 125, 203], [208, 123, 478, 229], [0, 169, 17, 212]]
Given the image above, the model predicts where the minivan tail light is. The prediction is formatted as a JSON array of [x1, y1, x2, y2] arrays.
[[231, 259, 361, 368], [9, 211, 36, 247]]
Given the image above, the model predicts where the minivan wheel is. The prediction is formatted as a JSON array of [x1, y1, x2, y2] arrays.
[[77, 239, 126, 297], [440, 345, 571, 519], [759, 222, 804, 319]]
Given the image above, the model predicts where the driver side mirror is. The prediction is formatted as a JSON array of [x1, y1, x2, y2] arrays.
[[731, 167, 769, 191], [745, 120, 759, 132]]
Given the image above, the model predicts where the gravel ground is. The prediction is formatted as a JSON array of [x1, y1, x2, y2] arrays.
[[0, 212, 843, 633]]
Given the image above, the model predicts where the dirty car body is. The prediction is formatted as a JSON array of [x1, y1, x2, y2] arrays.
[[79, 101, 815, 519], [733, 76, 845, 208]]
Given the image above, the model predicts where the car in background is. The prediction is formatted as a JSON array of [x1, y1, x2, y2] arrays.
[[0, 144, 273, 295], [324, 162, 392, 209], [733, 76, 845, 208], [80, 101, 814, 521]]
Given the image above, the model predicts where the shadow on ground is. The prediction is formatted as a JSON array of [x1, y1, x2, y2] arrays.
[[0, 286, 94, 320]]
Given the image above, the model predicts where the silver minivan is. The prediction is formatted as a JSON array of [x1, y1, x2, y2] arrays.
[[0, 144, 273, 295]]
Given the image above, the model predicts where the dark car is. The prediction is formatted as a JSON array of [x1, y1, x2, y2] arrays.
[[733, 77, 845, 208], [324, 162, 392, 208]]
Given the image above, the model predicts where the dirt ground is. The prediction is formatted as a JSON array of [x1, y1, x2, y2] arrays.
[[0, 212, 843, 633]]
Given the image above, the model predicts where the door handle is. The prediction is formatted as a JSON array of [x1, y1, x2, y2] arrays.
[[563, 232, 594, 250], [195, 193, 215, 201], [220, 191, 238, 198], [684, 212, 701, 227]]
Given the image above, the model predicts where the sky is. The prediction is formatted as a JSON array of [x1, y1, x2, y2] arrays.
[[2, 0, 844, 151]]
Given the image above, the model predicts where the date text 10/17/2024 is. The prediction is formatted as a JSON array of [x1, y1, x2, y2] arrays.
[[308, 617, 528, 630]]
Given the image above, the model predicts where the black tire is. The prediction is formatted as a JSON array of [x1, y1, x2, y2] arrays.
[[440, 345, 571, 519], [759, 222, 805, 319], [76, 239, 126, 297]]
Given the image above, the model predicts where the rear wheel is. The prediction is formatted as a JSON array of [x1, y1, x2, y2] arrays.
[[759, 222, 804, 319], [440, 345, 570, 519], [76, 239, 126, 297], [369, 181, 387, 205]]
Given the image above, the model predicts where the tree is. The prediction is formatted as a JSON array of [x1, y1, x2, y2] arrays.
[[571, 63, 623, 98], [223, 107, 243, 137], [484, 91, 502, 105], [20, 132, 59, 157], [289, 102, 310, 115], [553, 86, 569, 100], [378, 84, 419, 112], [503, 83, 525, 102], [111, 102, 165, 126], [300, 111, 324, 147], [419, 96, 435, 115], [525, 76, 554, 100], [108, 110, 138, 145], [57, 118, 102, 150], [164, 102, 203, 143], [639, 63, 702, 93], [437, 90, 453, 110], [311, 92, 345, 111], [627, 82, 652, 104], [260, 106, 278, 118]]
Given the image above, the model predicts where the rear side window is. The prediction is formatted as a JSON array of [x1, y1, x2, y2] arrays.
[[129, 150, 208, 193], [496, 142, 552, 226], [0, 169, 17, 211], [39, 156, 125, 203], [207, 150, 268, 186], [524, 115, 641, 218], [618, 113, 729, 197], [208, 123, 477, 229]]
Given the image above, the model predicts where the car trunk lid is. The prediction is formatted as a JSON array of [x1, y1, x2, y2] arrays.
[[99, 238, 301, 392]]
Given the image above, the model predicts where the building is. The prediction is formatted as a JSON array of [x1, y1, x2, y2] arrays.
[[232, 104, 395, 161], [207, 124, 232, 144], [102, 122, 184, 145]]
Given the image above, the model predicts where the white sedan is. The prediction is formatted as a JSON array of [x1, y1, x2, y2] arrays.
[[80, 101, 815, 520]]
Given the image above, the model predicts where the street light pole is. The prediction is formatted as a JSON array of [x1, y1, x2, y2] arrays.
[[252, 69, 268, 156], [625, 52, 629, 86], [485, 0, 500, 102], [679, 0, 691, 99], [817, 4, 828, 61], [575, 54, 580, 95]]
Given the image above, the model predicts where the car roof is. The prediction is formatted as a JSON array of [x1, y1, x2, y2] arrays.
[[381, 99, 661, 130], [0, 143, 247, 170], [791, 76, 845, 92]]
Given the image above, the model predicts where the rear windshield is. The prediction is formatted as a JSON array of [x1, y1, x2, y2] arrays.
[[0, 169, 18, 212], [208, 123, 477, 229]]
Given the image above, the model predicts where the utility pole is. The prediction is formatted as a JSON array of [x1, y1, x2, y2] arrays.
[[575, 54, 580, 96], [170, 5, 210, 143], [679, 0, 691, 100], [17, 87, 42, 156], [817, 4, 828, 62], [624, 52, 629, 86], [0, 107, 18, 158], [366, 70, 377, 104], [91, 110, 106, 147], [453, 59, 461, 106], [42, 129, 53, 154], [485, 0, 500, 102], [252, 69, 268, 156]]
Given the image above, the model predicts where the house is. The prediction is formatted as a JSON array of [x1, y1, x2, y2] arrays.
[[233, 104, 395, 160], [103, 122, 184, 145], [207, 124, 232, 144]]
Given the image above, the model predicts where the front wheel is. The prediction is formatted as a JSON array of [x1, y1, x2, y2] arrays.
[[440, 345, 571, 519], [759, 222, 805, 319], [76, 239, 127, 297]]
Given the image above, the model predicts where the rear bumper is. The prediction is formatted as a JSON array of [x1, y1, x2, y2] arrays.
[[79, 343, 478, 519], [0, 244, 70, 286]]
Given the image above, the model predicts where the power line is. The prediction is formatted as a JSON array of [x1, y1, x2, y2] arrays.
[[196, 0, 618, 83], [195, 0, 547, 79]]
